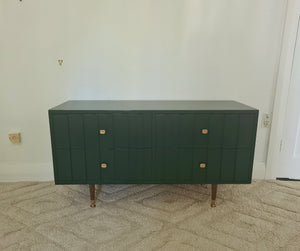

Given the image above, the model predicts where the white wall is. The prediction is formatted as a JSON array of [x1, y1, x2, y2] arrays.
[[0, 0, 287, 181]]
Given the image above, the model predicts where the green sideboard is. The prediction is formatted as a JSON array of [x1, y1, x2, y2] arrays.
[[49, 100, 258, 207]]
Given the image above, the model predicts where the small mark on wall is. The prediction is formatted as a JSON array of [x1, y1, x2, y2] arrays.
[[58, 59, 63, 66]]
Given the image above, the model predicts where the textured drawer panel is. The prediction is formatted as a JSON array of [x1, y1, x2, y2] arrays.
[[84, 114, 99, 150], [206, 148, 222, 183], [223, 114, 239, 148], [155, 114, 178, 148], [235, 148, 253, 181], [114, 113, 152, 148], [69, 115, 85, 148], [153, 148, 179, 182], [208, 115, 224, 148], [55, 148, 72, 182], [53, 115, 70, 148], [178, 114, 195, 147], [71, 149, 86, 182], [220, 149, 236, 182], [238, 114, 256, 148]]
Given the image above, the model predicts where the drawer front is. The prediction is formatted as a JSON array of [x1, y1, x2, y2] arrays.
[[100, 148, 152, 183], [154, 113, 225, 148]]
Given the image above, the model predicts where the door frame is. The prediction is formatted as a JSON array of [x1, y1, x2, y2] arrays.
[[266, 0, 300, 179]]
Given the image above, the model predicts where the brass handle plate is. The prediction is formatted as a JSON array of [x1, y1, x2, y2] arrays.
[[202, 129, 208, 134], [200, 163, 206, 168], [100, 129, 106, 135], [101, 163, 107, 168]]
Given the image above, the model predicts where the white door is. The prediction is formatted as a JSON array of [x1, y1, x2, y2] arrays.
[[280, 17, 300, 179]]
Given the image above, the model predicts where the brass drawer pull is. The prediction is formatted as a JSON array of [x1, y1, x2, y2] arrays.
[[202, 129, 208, 134], [200, 163, 206, 168], [99, 129, 106, 135], [101, 163, 107, 168]]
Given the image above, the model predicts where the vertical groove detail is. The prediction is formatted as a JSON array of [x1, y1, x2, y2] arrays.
[[67, 115, 73, 182]]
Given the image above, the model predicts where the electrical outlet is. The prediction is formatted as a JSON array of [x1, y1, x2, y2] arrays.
[[9, 133, 21, 143], [262, 114, 271, 128]]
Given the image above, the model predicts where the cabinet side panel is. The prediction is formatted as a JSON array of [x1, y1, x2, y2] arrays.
[[49, 112, 59, 183], [248, 112, 259, 180]]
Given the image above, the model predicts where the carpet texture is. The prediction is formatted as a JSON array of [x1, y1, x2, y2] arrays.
[[0, 181, 300, 250]]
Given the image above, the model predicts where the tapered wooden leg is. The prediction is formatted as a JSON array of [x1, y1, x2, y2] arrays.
[[89, 185, 96, 208], [211, 184, 217, 207]]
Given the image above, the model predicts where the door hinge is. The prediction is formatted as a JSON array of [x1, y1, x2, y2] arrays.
[[279, 140, 283, 152]]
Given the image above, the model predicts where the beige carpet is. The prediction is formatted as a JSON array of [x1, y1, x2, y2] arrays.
[[0, 181, 300, 251]]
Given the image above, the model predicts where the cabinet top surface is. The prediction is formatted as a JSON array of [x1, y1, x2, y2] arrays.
[[50, 100, 257, 111]]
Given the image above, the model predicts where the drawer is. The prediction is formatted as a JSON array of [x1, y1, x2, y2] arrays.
[[155, 113, 224, 148], [100, 148, 152, 183]]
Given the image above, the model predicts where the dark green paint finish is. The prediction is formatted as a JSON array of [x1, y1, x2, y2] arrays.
[[71, 149, 86, 182], [53, 115, 70, 148], [220, 149, 236, 182], [99, 113, 113, 149], [194, 115, 209, 147], [49, 101, 258, 185], [99, 149, 114, 182], [192, 148, 207, 183], [50, 100, 257, 111]]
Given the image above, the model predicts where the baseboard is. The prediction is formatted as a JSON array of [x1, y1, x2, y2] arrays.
[[0, 162, 54, 182], [252, 161, 266, 180]]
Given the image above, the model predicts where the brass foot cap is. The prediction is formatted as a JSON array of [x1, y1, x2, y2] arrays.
[[211, 200, 216, 208], [90, 200, 96, 208]]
